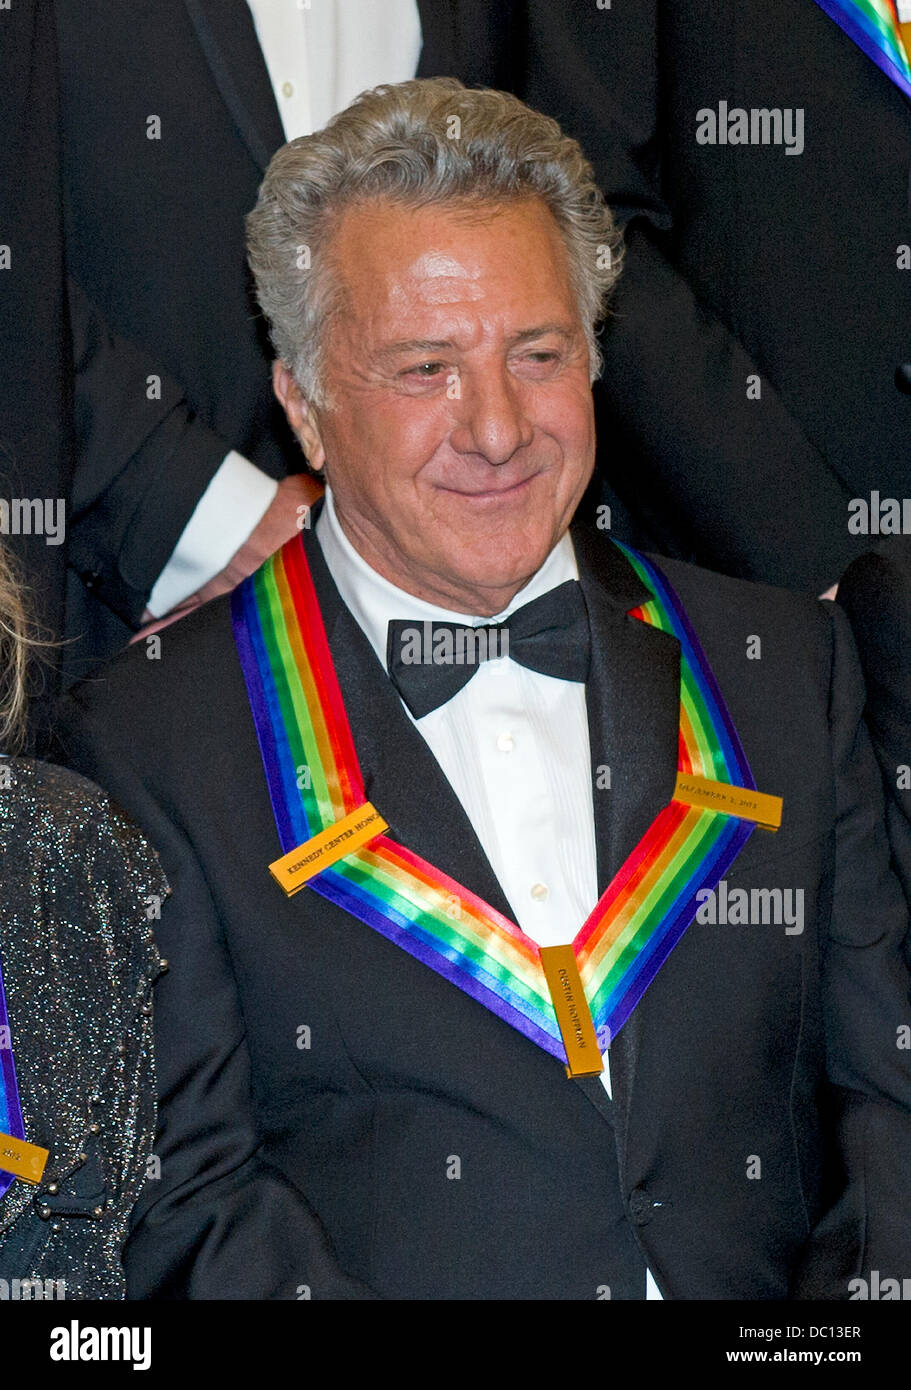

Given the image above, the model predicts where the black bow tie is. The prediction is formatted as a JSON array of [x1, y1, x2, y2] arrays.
[[386, 579, 591, 718]]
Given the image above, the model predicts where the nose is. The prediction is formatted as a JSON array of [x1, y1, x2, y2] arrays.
[[448, 364, 534, 465]]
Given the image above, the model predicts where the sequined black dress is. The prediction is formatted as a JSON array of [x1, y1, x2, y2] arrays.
[[0, 759, 168, 1298]]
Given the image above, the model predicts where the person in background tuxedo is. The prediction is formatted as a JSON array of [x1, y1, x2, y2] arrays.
[[54, 0, 516, 681], [515, 0, 911, 592], [838, 538, 911, 914], [0, 0, 72, 744], [55, 80, 911, 1300]]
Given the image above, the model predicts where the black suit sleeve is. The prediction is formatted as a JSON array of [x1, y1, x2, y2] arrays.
[[519, 0, 855, 591], [796, 602, 911, 1295], [67, 279, 230, 628], [837, 541, 911, 922], [53, 686, 379, 1300], [594, 229, 854, 589]]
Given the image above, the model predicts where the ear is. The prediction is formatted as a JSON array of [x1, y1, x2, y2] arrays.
[[272, 361, 327, 472]]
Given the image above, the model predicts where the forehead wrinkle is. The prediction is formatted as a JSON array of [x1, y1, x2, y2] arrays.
[[389, 264, 485, 311], [406, 251, 481, 308]]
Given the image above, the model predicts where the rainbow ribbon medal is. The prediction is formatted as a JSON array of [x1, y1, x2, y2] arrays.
[[0, 947, 24, 1198], [0, 945, 47, 1193], [813, 0, 911, 97], [232, 535, 781, 1077]]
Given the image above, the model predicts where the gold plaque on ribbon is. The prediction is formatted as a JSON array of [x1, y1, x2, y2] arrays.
[[269, 802, 389, 897], [0, 1131, 49, 1185], [539, 945, 604, 1078], [673, 774, 783, 832]]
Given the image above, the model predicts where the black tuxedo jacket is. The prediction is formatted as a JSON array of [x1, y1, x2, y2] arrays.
[[839, 539, 911, 917], [0, 0, 72, 741], [55, 0, 514, 669], [518, 0, 911, 591], [54, 520, 911, 1299]]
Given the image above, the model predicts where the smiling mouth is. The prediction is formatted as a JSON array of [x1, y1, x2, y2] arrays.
[[441, 475, 538, 500]]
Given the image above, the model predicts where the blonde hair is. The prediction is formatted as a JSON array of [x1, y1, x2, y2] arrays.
[[0, 544, 30, 756], [0, 544, 40, 752], [247, 78, 623, 408]]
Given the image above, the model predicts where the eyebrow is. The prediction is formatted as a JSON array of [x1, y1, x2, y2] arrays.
[[374, 323, 576, 361]]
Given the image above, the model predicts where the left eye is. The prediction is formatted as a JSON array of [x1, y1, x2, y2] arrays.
[[406, 362, 445, 377]]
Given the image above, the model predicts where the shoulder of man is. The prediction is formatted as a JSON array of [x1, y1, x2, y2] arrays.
[[57, 592, 240, 738], [642, 546, 828, 626], [52, 592, 259, 838], [638, 545, 855, 712]]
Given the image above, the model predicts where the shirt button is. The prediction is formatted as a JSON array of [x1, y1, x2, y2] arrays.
[[282, 81, 295, 99], [496, 731, 515, 753], [530, 882, 549, 902]]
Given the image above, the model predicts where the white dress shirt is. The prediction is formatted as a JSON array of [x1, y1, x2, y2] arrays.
[[248, 0, 423, 141], [316, 491, 663, 1299], [148, 1, 423, 616], [317, 488, 601, 953]]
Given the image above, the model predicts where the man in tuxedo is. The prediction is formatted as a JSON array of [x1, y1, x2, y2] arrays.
[[55, 79, 911, 1299], [517, 0, 911, 592], [55, 1, 516, 679]]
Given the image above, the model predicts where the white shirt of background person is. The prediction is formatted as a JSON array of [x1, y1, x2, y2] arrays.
[[148, 0, 423, 616]]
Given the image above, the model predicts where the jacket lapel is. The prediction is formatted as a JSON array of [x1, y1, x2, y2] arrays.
[[184, 0, 285, 173], [573, 524, 681, 884], [415, 0, 457, 77], [572, 521, 682, 1152]]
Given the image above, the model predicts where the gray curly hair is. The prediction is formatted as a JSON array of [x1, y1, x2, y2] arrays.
[[246, 77, 623, 409]]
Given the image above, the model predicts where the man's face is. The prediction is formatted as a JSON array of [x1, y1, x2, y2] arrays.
[[278, 196, 596, 615]]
